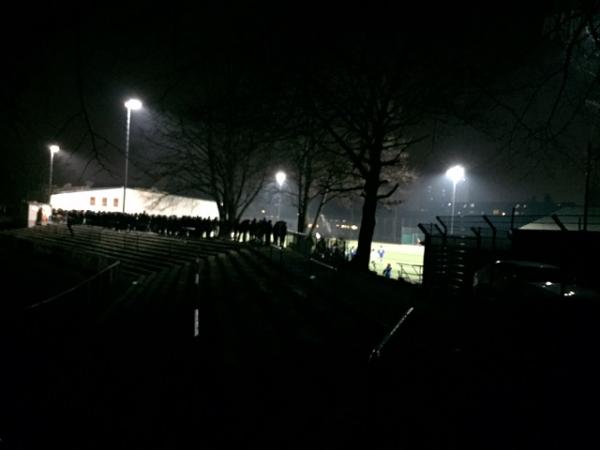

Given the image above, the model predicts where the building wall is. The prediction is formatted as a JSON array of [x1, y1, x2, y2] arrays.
[[51, 188, 124, 213], [27, 202, 53, 227], [50, 188, 219, 218]]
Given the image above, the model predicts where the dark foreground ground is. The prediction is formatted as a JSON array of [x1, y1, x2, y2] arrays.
[[1, 231, 600, 449]]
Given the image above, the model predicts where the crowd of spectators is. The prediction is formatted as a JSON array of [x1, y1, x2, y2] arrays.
[[310, 236, 348, 266], [49, 209, 287, 245]]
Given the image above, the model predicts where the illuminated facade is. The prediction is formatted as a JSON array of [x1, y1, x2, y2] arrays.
[[50, 187, 219, 218]]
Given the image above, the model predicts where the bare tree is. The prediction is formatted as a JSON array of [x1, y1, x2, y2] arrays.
[[283, 122, 355, 235], [148, 70, 281, 236], [306, 55, 430, 270]]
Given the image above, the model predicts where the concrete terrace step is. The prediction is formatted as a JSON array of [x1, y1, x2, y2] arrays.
[[101, 263, 191, 325], [229, 249, 324, 347], [239, 248, 383, 360], [3, 226, 220, 281], [74, 225, 240, 253], [69, 226, 226, 260], [214, 252, 283, 360], [7, 228, 168, 276], [36, 226, 208, 265], [197, 254, 241, 367]]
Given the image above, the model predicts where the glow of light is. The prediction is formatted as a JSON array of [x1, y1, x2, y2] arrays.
[[564, 290, 576, 297], [275, 171, 286, 187], [125, 98, 143, 110], [545, 281, 553, 286], [49, 145, 60, 154], [446, 165, 465, 183]]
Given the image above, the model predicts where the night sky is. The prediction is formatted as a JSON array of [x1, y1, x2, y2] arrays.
[[1, 1, 594, 208]]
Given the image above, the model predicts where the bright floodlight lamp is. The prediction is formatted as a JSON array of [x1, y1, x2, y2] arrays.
[[275, 171, 286, 220], [445, 164, 466, 235], [48, 144, 60, 201], [124, 98, 142, 110], [446, 165, 465, 183], [275, 170, 286, 188], [123, 98, 143, 212]]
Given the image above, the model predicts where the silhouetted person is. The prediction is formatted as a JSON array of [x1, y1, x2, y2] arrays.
[[256, 218, 266, 244], [315, 237, 327, 259], [273, 220, 287, 246], [239, 219, 251, 242], [66, 211, 74, 236], [35, 207, 43, 226], [249, 219, 258, 241], [264, 220, 273, 246], [383, 263, 392, 278]]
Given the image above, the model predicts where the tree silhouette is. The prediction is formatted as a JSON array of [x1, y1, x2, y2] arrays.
[[303, 40, 433, 270]]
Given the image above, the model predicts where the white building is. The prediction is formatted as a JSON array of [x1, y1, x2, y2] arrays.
[[50, 187, 219, 218]]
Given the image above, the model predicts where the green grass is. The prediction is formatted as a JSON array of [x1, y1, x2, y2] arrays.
[[346, 240, 424, 283]]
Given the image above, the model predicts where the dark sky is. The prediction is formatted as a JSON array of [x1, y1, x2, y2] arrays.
[[1, 1, 590, 205]]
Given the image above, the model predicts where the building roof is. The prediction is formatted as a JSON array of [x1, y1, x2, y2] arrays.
[[519, 206, 600, 231]]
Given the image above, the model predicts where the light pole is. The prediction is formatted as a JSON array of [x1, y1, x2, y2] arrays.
[[445, 165, 465, 235], [123, 98, 142, 213], [48, 144, 60, 202], [275, 170, 286, 220]]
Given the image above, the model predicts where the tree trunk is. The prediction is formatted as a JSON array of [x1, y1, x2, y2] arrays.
[[307, 191, 327, 238], [352, 176, 379, 271], [297, 206, 307, 234], [296, 152, 312, 233]]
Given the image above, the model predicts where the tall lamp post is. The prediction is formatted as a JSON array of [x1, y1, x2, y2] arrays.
[[446, 164, 465, 235], [48, 144, 60, 202], [275, 170, 286, 220], [123, 98, 142, 213]]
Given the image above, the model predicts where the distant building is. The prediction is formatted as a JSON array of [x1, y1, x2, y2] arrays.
[[50, 187, 219, 218], [520, 206, 600, 232]]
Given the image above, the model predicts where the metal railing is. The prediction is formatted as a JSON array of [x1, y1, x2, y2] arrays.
[[397, 263, 423, 284], [369, 306, 415, 363], [26, 261, 121, 311]]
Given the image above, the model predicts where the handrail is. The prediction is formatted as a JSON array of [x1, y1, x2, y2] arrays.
[[397, 263, 423, 283], [309, 257, 338, 271], [27, 261, 121, 310], [369, 306, 415, 363], [266, 242, 339, 272]]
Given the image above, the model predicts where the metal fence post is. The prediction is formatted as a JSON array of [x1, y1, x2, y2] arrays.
[[471, 226, 481, 249], [482, 215, 497, 250], [195, 257, 201, 286], [435, 216, 448, 235]]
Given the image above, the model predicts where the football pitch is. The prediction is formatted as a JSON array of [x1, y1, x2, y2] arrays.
[[346, 240, 425, 283]]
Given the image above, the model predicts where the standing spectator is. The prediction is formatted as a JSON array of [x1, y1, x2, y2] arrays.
[[383, 263, 392, 278], [273, 220, 287, 246], [66, 211, 75, 236], [239, 219, 251, 242], [249, 219, 258, 242], [264, 220, 273, 246], [349, 246, 357, 261], [315, 237, 327, 259], [35, 207, 43, 226]]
